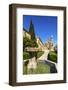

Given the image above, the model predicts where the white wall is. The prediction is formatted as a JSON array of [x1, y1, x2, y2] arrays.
[[0, 0, 68, 90]]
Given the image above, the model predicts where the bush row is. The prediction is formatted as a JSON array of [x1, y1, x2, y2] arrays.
[[23, 51, 44, 60], [48, 51, 57, 63]]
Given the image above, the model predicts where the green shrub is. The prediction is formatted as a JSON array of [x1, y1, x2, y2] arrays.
[[37, 51, 44, 58], [48, 51, 57, 63], [23, 52, 30, 60], [23, 51, 44, 60], [23, 37, 38, 51]]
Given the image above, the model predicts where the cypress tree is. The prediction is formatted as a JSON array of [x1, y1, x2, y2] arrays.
[[29, 20, 38, 47], [29, 20, 36, 40]]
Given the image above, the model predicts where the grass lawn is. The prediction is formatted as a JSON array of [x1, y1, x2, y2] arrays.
[[23, 61, 50, 75]]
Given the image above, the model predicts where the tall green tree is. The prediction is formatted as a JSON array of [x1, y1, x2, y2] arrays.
[[29, 20, 38, 47], [29, 20, 36, 40]]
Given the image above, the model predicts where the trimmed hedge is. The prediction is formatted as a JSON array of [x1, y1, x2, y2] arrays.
[[37, 51, 44, 58], [23, 37, 38, 51], [23, 52, 30, 60], [23, 51, 44, 60], [48, 51, 57, 63]]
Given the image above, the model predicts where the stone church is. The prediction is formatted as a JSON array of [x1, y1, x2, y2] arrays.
[[23, 28, 54, 51]]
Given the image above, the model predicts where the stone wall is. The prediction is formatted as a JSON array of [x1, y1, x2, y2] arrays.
[[23, 30, 31, 39]]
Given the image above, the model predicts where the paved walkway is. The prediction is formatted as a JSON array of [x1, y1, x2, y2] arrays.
[[38, 50, 49, 60], [24, 48, 57, 71]]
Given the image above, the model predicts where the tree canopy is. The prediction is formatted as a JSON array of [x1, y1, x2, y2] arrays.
[[29, 20, 36, 40]]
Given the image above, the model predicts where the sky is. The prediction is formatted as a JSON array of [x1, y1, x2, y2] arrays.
[[23, 15, 57, 45]]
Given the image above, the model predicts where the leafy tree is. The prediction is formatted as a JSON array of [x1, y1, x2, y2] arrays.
[[29, 20, 36, 40], [23, 37, 38, 51], [29, 20, 38, 47], [23, 20, 38, 60], [23, 37, 32, 51]]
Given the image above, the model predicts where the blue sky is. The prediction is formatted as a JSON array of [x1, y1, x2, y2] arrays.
[[23, 15, 57, 45]]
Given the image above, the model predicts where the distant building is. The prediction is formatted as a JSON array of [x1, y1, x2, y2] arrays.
[[23, 29, 54, 51], [23, 28, 31, 39], [36, 37, 44, 50], [45, 37, 54, 51]]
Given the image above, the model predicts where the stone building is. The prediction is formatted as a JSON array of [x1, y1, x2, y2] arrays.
[[23, 29, 54, 51], [36, 37, 44, 50], [45, 36, 54, 51], [23, 28, 44, 50], [23, 28, 31, 39]]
